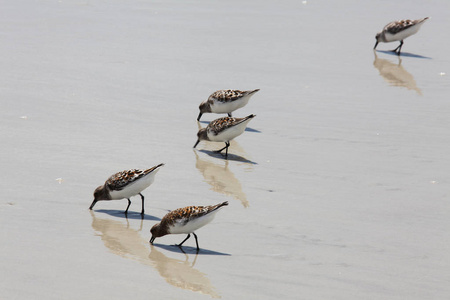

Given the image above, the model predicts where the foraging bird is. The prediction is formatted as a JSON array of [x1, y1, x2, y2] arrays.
[[150, 201, 229, 251], [197, 89, 260, 121], [194, 114, 255, 159], [89, 164, 164, 215], [374, 17, 429, 55]]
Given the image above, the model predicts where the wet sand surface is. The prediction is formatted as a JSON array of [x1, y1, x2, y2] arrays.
[[1, 0, 450, 299]]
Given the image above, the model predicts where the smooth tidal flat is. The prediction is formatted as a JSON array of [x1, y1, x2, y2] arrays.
[[1, 1, 450, 299]]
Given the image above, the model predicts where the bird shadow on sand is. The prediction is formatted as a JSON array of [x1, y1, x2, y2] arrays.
[[197, 149, 257, 164], [375, 50, 431, 59], [244, 127, 261, 133], [152, 243, 231, 256], [94, 209, 161, 221], [198, 120, 261, 133]]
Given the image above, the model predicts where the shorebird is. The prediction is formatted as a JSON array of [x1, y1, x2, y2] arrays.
[[374, 17, 429, 55], [197, 89, 259, 121], [89, 164, 164, 215], [150, 201, 229, 251], [194, 114, 255, 159]]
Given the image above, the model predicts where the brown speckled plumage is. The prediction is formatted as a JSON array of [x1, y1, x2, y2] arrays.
[[208, 117, 237, 135], [207, 115, 255, 136], [162, 203, 225, 227], [208, 89, 254, 103], [107, 164, 164, 191]]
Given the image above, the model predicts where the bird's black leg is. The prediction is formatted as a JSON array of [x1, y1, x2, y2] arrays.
[[392, 40, 403, 54], [397, 40, 404, 55], [177, 234, 191, 247], [224, 142, 230, 159], [228, 112, 232, 117], [392, 43, 400, 52], [215, 143, 228, 153], [215, 142, 230, 158], [124, 198, 131, 215], [139, 193, 145, 215], [193, 233, 200, 251]]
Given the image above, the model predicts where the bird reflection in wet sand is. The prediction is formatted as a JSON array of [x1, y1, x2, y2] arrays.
[[90, 210, 151, 260], [89, 211, 220, 298], [194, 150, 249, 207], [373, 51, 422, 95], [148, 246, 220, 298]]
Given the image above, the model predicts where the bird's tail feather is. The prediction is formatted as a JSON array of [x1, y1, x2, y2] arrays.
[[145, 163, 165, 174], [246, 89, 260, 95], [212, 201, 229, 211]]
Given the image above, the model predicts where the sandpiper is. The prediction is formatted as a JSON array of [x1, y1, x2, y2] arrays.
[[150, 201, 228, 251], [89, 164, 164, 215], [194, 114, 255, 159], [197, 89, 260, 121], [374, 17, 429, 55]]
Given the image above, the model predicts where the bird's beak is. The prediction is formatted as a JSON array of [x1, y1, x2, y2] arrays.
[[374, 41, 379, 50], [197, 112, 203, 121], [193, 139, 200, 148], [150, 236, 155, 244], [89, 199, 97, 210]]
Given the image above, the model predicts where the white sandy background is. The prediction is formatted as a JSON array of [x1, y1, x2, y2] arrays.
[[1, 0, 450, 299]]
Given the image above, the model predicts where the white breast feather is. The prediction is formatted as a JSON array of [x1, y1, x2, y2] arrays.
[[169, 211, 218, 234], [384, 23, 424, 42]]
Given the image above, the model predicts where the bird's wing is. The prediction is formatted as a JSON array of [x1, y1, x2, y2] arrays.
[[208, 90, 246, 103], [106, 169, 146, 191], [384, 19, 417, 35], [207, 117, 236, 135]]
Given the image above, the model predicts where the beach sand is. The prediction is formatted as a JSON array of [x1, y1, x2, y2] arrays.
[[1, 0, 450, 299]]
